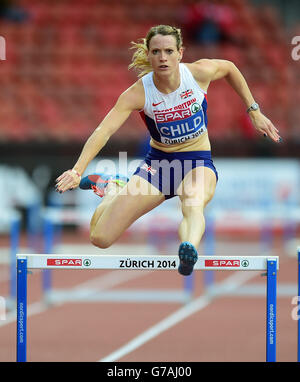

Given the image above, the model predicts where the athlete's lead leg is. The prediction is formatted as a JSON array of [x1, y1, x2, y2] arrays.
[[89, 175, 165, 249], [176, 166, 217, 275]]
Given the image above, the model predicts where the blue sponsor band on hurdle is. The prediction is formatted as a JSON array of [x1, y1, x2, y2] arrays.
[[16, 253, 280, 362], [16, 258, 27, 362], [266, 259, 277, 362]]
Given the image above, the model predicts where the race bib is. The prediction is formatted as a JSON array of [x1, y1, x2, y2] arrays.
[[154, 102, 207, 145]]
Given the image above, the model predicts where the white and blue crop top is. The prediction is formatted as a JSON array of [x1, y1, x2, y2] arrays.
[[140, 63, 208, 145]]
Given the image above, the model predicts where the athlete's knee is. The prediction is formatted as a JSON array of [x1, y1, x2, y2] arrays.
[[204, 189, 215, 206], [181, 196, 205, 210], [181, 202, 205, 218]]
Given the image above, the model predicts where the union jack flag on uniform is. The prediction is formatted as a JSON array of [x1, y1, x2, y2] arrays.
[[180, 89, 193, 99], [141, 163, 157, 175]]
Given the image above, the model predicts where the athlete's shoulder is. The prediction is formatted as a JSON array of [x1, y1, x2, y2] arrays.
[[185, 59, 219, 82], [188, 59, 235, 82], [185, 59, 235, 89], [118, 79, 145, 111]]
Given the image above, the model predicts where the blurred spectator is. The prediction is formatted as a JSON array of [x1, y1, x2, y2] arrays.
[[0, 0, 29, 23], [182, 0, 239, 45]]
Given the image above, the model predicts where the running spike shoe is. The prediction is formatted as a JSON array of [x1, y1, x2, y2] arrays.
[[79, 173, 128, 197], [178, 241, 198, 276]]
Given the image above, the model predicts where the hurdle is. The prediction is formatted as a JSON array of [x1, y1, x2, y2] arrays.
[[40, 206, 204, 303], [38, 206, 289, 303], [16, 254, 279, 362]]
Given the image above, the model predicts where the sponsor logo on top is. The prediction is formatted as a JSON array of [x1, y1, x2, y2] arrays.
[[152, 101, 164, 107]]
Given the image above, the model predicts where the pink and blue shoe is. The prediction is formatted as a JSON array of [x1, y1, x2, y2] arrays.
[[79, 173, 128, 197], [178, 242, 198, 276]]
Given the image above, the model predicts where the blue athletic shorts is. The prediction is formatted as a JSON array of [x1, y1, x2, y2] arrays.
[[133, 147, 218, 199]]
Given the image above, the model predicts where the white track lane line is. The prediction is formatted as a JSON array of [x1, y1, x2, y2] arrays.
[[0, 269, 151, 327], [99, 271, 260, 362]]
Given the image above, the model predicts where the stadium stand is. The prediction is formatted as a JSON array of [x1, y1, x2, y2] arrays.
[[0, 0, 297, 145]]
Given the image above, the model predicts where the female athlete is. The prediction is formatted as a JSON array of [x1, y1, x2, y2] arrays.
[[55, 25, 281, 276]]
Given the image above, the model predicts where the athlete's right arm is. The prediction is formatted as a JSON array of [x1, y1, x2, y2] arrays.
[[56, 81, 144, 193]]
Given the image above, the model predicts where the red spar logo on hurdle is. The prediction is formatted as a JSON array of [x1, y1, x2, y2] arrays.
[[47, 259, 82, 266], [205, 259, 240, 267]]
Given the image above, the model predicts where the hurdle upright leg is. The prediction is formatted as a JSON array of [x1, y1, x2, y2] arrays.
[[10, 217, 20, 302], [42, 218, 54, 303], [266, 259, 277, 362], [203, 216, 215, 289], [16, 257, 28, 362]]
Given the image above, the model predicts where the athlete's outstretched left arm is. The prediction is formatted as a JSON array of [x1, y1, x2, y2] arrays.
[[194, 59, 282, 143], [55, 81, 144, 193]]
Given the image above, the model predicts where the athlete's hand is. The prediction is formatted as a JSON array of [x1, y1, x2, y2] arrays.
[[249, 111, 282, 143], [55, 169, 81, 193]]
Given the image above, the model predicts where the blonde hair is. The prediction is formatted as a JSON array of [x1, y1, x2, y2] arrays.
[[128, 25, 183, 78]]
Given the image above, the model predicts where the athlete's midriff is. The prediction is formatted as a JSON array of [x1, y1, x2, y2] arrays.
[[150, 131, 211, 152]]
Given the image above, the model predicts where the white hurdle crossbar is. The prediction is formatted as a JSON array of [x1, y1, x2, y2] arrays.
[[16, 254, 279, 362]]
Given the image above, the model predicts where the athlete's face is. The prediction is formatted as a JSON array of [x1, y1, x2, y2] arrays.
[[147, 34, 183, 74]]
